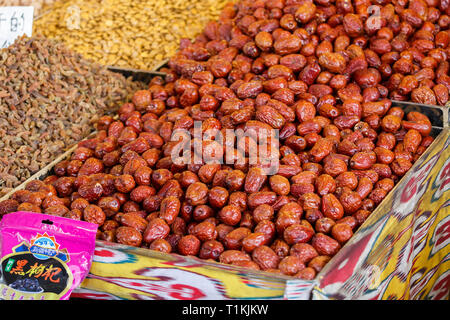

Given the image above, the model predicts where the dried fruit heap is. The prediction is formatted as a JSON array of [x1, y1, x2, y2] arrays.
[[0, 35, 143, 195], [0, 0, 448, 278], [34, 0, 233, 70]]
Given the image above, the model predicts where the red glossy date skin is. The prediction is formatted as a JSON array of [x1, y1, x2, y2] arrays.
[[159, 196, 181, 225], [311, 233, 341, 256], [223, 227, 251, 250], [143, 218, 170, 244], [178, 235, 201, 256], [120, 213, 148, 233], [252, 245, 280, 270], [149, 239, 172, 253], [199, 240, 224, 260], [321, 194, 344, 220], [116, 226, 142, 247], [278, 256, 305, 276]]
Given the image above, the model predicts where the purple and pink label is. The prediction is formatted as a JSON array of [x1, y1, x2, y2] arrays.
[[0, 211, 97, 300]]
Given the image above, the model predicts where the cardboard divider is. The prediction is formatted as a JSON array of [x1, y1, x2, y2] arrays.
[[107, 59, 169, 83]]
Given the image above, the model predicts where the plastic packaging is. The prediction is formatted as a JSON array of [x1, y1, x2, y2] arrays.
[[0, 211, 97, 300]]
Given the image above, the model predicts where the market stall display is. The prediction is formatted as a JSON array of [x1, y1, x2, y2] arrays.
[[0, 0, 449, 300], [33, 0, 233, 70], [0, 35, 144, 196]]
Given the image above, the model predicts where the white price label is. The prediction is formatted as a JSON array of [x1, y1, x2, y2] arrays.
[[0, 6, 34, 49]]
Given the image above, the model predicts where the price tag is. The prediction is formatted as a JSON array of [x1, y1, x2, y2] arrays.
[[0, 6, 34, 49]]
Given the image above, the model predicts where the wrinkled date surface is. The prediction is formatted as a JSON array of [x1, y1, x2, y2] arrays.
[[0, 0, 445, 280]]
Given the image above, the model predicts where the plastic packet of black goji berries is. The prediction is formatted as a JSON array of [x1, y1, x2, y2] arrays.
[[0, 211, 97, 300]]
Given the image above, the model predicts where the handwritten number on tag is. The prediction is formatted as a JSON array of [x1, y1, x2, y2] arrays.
[[0, 7, 34, 49]]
